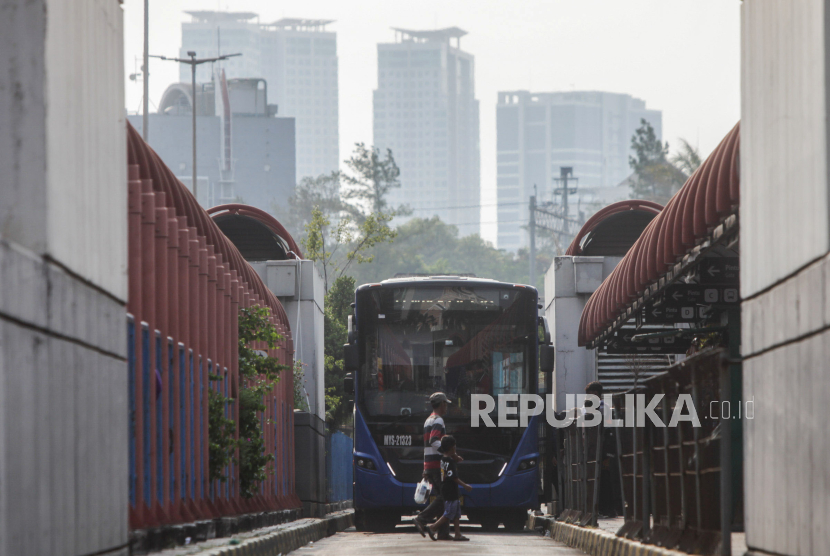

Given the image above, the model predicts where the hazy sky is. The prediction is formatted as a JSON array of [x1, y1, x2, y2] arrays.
[[123, 0, 741, 245]]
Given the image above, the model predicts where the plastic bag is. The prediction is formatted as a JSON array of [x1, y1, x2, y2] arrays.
[[414, 478, 431, 504]]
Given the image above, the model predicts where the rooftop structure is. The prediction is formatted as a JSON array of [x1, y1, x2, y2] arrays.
[[185, 11, 258, 23], [392, 27, 467, 47], [269, 18, 335, 30]]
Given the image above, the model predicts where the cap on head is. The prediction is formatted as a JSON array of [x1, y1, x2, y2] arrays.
[[430, 392, 452, 408]]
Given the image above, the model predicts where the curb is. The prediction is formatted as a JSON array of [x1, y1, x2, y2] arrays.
[[527, 514, 691, 556], [131, 509, 304, 553], [199, 510, 354, 556]]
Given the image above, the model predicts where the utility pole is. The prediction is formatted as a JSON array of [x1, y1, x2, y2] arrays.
[[150, 51, 241, 204], [529, 186, 537, 287], [142, 0, 149, 141], [553, 166, 578, 219]]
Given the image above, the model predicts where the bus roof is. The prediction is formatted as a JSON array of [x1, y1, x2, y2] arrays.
[[356, 275, 538, 293]]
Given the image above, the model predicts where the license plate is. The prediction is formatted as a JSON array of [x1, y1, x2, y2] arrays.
[[382, 434, 412, 446]]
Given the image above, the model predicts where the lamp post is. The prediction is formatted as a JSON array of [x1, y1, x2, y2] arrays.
[[150, 51, 241, 204]]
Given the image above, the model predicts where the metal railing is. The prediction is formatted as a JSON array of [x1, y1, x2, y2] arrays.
[[555, 349, 741, 555], [558, 410, 605, 526]]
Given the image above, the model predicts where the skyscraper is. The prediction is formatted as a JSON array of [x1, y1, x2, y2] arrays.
[[496, 91, 662, 251], [180, 12, 339, 181], [373, 28, 480, 234]]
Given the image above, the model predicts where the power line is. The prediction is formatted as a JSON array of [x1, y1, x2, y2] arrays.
[[409, 201, 524, 212], [451, 219, 528, 227]]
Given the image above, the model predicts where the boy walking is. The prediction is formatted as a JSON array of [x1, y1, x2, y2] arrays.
[[428, 436, 471, 541]]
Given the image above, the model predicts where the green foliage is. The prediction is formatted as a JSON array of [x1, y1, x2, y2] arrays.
[[237, 306, 287, 385], [347, 217, 552, 291], [207, 306, 288, 496], [324, 386, 341, 423], [340, 142, 408, 217], [323, 275, 354, 427], [302, 207, 397, 292], [628, 118, 687, 205], [272, 172, 345, 243], [208, 386, 237, 483], [669, 138, 702, 178], [236, 386, 273, 498]]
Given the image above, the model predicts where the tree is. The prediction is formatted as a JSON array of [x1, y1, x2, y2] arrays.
[[670, 138, 702, 178], [347, 217, 553, 291], [302, 207, 396, 292], [340, 143, 409, 218], [323, 275, 355, 427], [273, 172, 345, 243], [628, 119, 686, 205]]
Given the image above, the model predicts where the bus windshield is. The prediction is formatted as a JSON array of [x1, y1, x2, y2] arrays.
[[356, 285, 537, 421]]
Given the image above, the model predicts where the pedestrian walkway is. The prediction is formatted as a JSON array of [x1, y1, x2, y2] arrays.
[[299, 524, 588, 555]]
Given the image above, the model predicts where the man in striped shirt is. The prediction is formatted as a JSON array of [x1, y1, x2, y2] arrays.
[[414, 392, 460, 538]]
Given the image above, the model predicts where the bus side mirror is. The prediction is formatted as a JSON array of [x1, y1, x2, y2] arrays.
[[344, 372, 355, 396], [344, 343, 359, 373], [540, 345, 555, 374]]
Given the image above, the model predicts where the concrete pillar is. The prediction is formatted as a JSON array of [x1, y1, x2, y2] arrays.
[[0, 1, 127, 555], [251, 260, 326, 419], [544, 256, 622, 411]]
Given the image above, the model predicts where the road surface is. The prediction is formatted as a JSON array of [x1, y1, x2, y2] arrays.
[[296, 522, 585, 555]]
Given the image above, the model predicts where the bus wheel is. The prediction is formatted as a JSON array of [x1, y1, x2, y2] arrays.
[[503, 510, 527, 532]]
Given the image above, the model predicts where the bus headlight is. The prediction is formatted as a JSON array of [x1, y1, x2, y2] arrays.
[[518, 459, 537, 471], [356, 457, 376, 471]]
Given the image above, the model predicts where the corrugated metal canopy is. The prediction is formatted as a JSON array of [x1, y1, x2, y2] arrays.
[[578, 122, 740, 347], [565, 200, 663, 257], [208, 204, 303, 262]]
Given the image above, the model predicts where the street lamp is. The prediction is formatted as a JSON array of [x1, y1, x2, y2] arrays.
[[150, 51, 241, 204]]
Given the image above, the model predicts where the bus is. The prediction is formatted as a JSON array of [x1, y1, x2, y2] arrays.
[[343, 276, 555, 532]]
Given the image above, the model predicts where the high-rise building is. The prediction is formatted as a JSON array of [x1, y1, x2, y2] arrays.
[[129, 78, 296, 212], [496, 91, 662, 251], [373, 28, 480, 234], [180, 12, 339, 181]]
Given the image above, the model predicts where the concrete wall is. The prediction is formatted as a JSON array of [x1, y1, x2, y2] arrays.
[[544, 256, 621, 411], [252, 260, 326, 419], [0, 0, 128, 555], [741, 0, 830, 297], [741, 2, 830, 555]]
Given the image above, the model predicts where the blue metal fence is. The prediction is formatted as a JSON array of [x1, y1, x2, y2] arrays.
[[326, 431, 354, 503]]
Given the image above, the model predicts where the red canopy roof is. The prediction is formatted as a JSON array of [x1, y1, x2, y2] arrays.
[[578, 122, 740, 346]]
